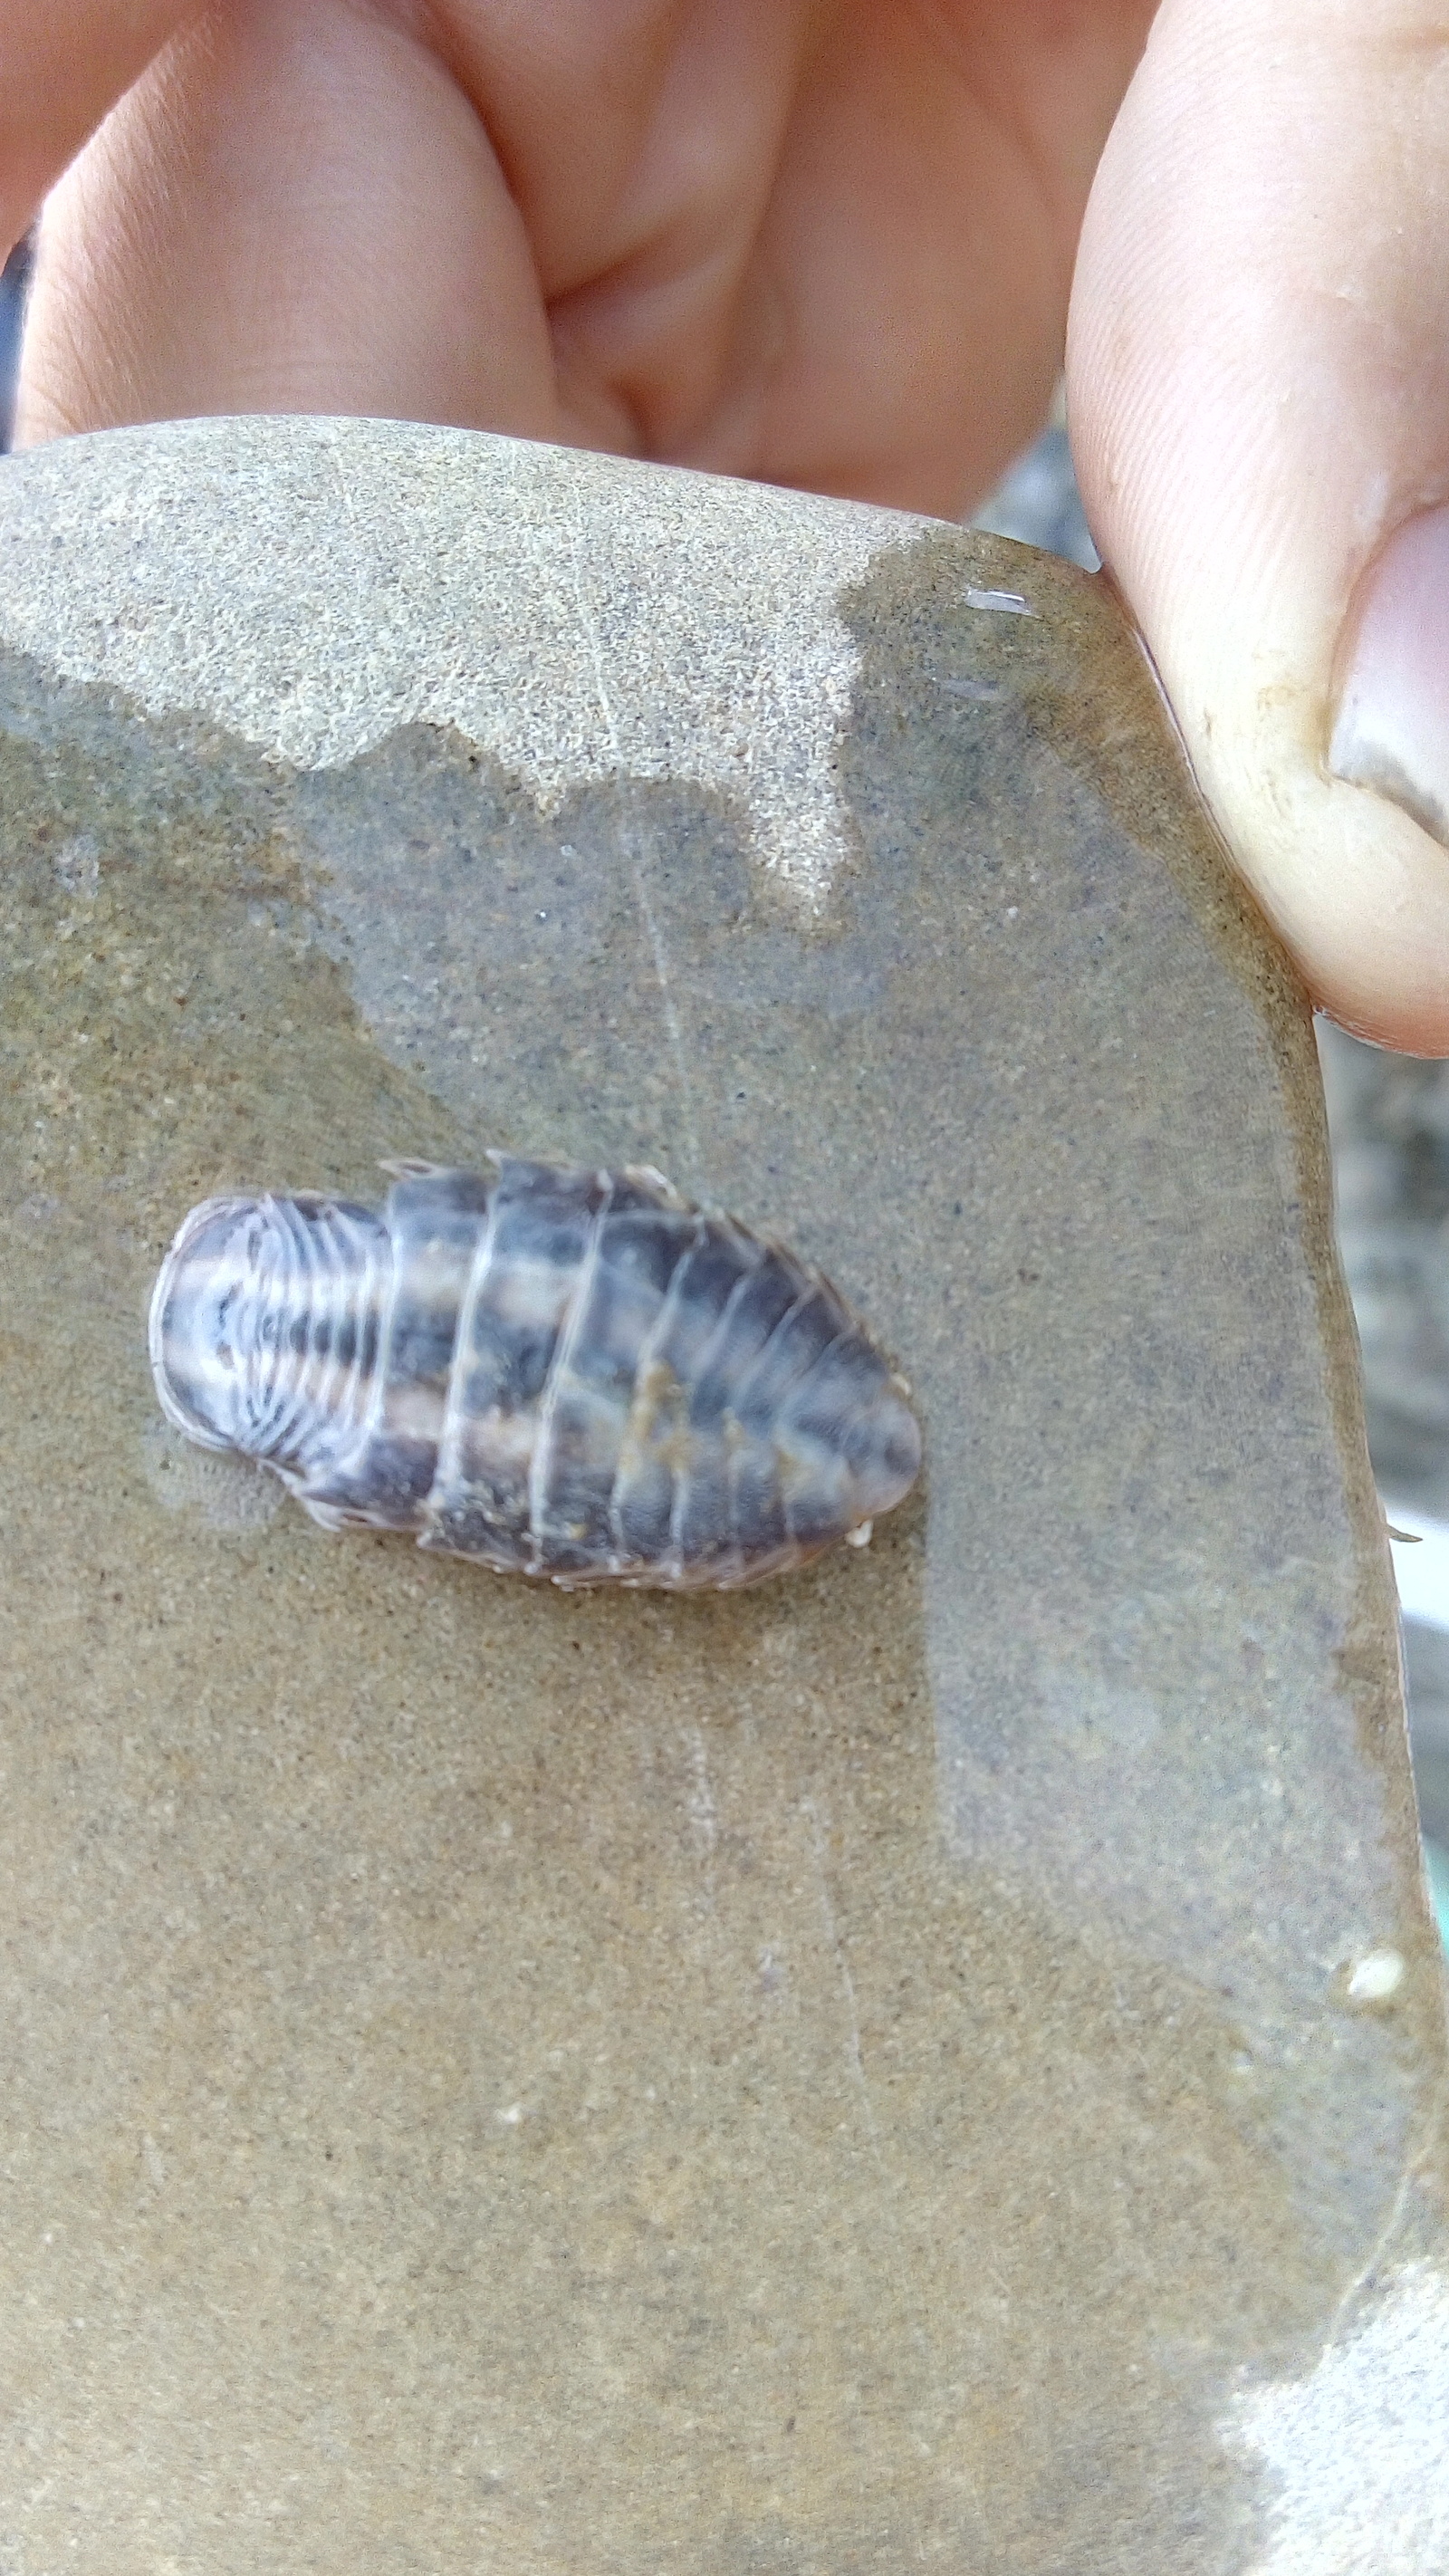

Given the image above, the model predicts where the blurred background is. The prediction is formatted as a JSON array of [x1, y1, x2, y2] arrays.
[[3, 235, 1444, 1945], [0, 240, 25, 452]]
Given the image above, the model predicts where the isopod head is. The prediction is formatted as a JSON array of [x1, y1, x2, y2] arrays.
[[149, 1190, 391, 1479]]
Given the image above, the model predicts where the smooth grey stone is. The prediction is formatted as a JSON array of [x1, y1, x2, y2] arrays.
[[0, 418, 1444, 2575], [1403, 1620, 1449, 1849], [1318, 1018, 1449, 1508]]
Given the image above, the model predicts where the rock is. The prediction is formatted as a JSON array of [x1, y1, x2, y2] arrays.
[[0, 417, 1443, 2574]]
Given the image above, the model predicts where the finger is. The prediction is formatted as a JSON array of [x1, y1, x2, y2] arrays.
[[16, 0, 559, 447], [523, 0, 1156, 512], [22, 0, 1156, 516], [1069, 0, 1449, 1053], [0, 0, 197, 255]]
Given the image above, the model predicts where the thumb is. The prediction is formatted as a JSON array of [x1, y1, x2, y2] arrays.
[[1068, 0, 1449, 1054]]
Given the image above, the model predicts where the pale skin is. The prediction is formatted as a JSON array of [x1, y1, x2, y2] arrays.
[[5, 0, 1449, 1053]]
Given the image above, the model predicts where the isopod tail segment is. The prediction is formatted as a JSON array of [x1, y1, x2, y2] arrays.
[[149, 1156, 923, 1591]]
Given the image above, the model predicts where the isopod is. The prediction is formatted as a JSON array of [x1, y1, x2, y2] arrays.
[[148, 1157, 921, 1591]]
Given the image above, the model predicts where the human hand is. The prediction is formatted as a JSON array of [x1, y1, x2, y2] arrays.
[[5, 1, 1447, 1051], [1070, 0, 1449, 1055]]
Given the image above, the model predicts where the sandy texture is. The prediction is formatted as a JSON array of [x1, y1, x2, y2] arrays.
[[0, 417, 922, 903]]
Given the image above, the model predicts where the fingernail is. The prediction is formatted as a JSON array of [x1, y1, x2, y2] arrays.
[[1330, 504, 1449, 847]]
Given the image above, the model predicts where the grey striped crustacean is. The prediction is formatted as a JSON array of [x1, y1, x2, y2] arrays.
[[148, 1157, 922, 1591]]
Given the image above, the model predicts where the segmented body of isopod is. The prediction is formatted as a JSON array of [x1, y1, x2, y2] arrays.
[[149, 1157, 921, 1591]]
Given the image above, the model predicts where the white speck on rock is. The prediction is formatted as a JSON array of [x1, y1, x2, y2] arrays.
[[965, 586, 1036, 616], [1346, 1947, 1406, 2003]]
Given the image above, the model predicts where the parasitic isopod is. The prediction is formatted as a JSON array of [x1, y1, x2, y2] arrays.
[[149, 1157, 921, 1591]]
